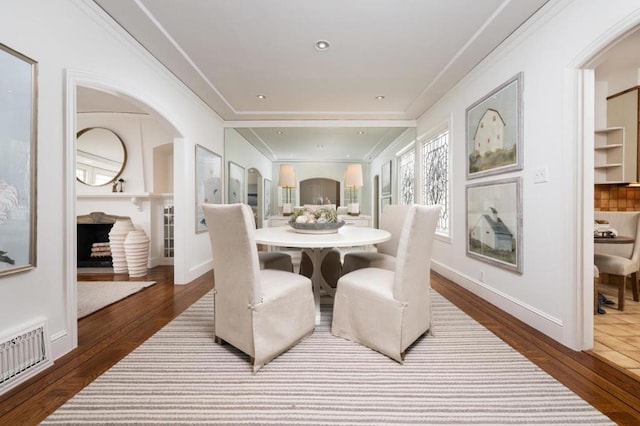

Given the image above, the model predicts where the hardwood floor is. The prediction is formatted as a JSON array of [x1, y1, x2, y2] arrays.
[[593, 281, 640, 378], [1, 267, 640, 424]]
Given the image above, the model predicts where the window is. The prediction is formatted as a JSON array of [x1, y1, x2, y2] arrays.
[[422, 129, 450, 236], [398, 147, 415, 205]]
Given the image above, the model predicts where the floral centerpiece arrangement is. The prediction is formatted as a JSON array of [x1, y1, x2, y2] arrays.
[[291, 206, 338, 224], [288, 206, 344, 233]]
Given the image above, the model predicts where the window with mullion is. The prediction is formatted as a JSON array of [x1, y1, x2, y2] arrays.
[[398, 148, 415, 205], [421, 129, 449, 235]]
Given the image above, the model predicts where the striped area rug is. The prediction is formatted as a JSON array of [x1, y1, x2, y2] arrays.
[[44, 291, 613, 425]]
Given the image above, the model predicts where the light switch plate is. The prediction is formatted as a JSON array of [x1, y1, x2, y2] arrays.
[[533, 167, 549, 183]]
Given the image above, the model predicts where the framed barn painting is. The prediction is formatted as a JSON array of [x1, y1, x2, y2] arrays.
[[466, 177, 522, 273], [195, 144, 222, 233], [228, 161, 245, 204], [0, 43, 37, 277], [466, 73, 523, 179]]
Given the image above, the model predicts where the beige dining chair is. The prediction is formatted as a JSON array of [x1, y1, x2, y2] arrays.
[[341, 204, 411, 276], [258, 251, 293, 272], [203, 203, 315, 373], [594, 211, 640, 311], [331, 204, 440, 363]]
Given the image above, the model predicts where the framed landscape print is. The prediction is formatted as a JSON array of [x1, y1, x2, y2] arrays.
[[381, 160, 392, 196], [466, 177, 522, 273], [263, 178, 271, 219], [228, 161, 245, 204], [0, 43, 37, 277], [466, 73, 523, 179], [195, 144, 222, 233]]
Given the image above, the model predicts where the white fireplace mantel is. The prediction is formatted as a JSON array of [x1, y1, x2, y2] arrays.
[[76, 192, 173, 211]]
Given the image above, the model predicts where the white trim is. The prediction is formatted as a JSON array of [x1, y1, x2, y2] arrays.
[[432, 261, 564, 341], [224, 120, 416, 129]]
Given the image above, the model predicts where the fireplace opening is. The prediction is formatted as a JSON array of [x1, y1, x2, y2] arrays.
[[77, 223, 113, 267], [77, 212, 129, 268]]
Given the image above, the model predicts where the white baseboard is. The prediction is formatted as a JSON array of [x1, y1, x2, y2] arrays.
[[431, 260, 565, 345]]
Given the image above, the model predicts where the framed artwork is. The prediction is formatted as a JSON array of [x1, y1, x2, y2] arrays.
[[195, 144, 222, 233], [263, 178, 272, 219], [381, 160, 392, 196], [466, 72, 523, 179], [0, 43, 37, 277], [466, 177, 522, 273], [228, 161, 245, 204], [381, 196, 392, 211]]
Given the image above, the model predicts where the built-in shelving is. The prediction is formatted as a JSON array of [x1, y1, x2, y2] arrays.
[[594, 127, 625, 183]]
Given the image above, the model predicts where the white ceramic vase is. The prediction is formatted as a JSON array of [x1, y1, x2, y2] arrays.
[[108, 219, 135, 273], [124, 230, 150, 277]]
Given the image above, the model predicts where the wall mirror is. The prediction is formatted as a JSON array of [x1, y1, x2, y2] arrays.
[[76, 127, 127, 186]]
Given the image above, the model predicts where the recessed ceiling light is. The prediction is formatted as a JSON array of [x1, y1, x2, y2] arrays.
[[257, 94, 266, 99], [314, 40, 330, 51], [276, 130, 284, 135], [357, 130, 365, 135], [375, 95, 385, 100]]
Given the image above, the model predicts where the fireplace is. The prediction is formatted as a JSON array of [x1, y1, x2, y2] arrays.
[[77, 212, 129, 268]]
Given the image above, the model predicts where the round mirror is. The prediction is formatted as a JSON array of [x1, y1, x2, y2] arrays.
[[76, 127, 127, 186]]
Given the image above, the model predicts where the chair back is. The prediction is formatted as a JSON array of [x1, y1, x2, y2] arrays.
[[393, 205, 440, 302], [377, 204, 412, 256], [203, 204, 262, 352], [594, 211, 640, 262]]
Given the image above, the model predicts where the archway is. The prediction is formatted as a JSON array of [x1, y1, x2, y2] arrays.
[[64, 70, 183, 347]]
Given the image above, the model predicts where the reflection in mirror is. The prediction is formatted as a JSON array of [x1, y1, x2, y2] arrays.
[[247, 168, 262, 227], [225, 126, 416, 219], [76, 127, 127, 186]]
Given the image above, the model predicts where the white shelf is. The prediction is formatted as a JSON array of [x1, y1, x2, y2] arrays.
[[595, 126, 624, 134], [594, 125, 626, 183], [77, 192, 174, 211], [594, 163, 623, 169], [594, 144, 623, 150]]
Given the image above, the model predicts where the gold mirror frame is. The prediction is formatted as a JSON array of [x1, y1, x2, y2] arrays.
[[76, 127, 127, 186]]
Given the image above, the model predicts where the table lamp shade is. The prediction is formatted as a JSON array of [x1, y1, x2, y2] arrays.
[[345, 164, 363, 188], [279, 164, 296, 188]]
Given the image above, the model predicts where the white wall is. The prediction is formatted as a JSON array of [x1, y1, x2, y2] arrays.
[[0, 0, 224, 367], [409, 0, 640, 348]]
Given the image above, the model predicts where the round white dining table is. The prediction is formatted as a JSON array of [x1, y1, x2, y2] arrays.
[[254, 225, 391, 324]]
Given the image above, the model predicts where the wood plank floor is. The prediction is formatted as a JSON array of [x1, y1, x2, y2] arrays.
[[593, 281, 640, 378], [1, 267, 640, 424]]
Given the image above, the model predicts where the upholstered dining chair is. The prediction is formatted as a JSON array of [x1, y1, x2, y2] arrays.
[[258, 251, 294, 272], [203, 203, 315, 373], [341, 204, 411, 276], [594, 211, 640, 311], [331, 204, 440, 363]]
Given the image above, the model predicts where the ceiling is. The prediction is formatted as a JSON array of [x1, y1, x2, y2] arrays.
[[87, 0, 550, 161]]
